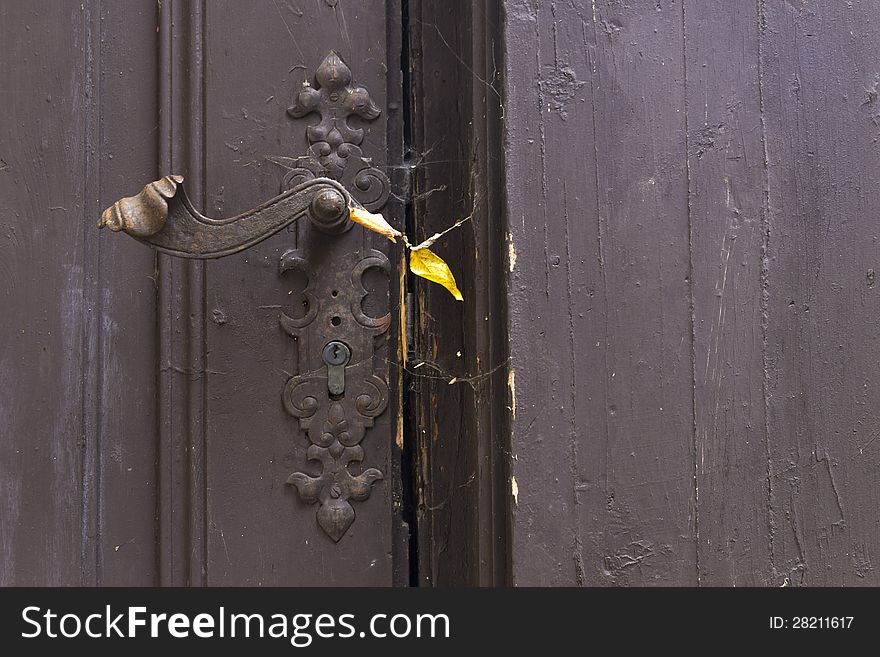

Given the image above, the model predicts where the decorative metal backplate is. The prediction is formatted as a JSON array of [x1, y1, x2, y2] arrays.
[[281, 52, 391, 541], [97, 51, 393, 545], [282, 51, 391, 211]]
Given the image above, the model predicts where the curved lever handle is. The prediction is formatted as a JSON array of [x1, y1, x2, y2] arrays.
[[98, 175, 351, 259]]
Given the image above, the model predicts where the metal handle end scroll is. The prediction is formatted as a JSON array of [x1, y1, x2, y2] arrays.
[[98, 175, 183, 238]]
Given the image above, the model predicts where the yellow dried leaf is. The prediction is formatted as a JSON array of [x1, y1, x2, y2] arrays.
[[349, 206, 402, 243], [409, 248, 463, 301]]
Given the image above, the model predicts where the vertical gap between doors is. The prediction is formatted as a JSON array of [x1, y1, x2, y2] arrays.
[[399, 0, 419, 588]]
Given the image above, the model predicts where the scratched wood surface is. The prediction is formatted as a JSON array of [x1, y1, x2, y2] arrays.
[[760, 0, 880, 586], [505, 0, 880, 585], [0, 0, 404, 586], [5, 0, 880, 588], [410, 0, 509, 586], [0, 2, 160, 585], [201, 0, 402, 585]]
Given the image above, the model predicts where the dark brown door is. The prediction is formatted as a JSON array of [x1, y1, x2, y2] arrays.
[[18, 0, 876, 590], [1, 0, 412, 587], [1, 0, 508, 588], [501, 0, 880, 586]]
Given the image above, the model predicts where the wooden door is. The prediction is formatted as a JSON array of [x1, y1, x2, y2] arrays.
[[0, 0, 413, 587], [11, 0, 873, 590], [502, 0, 880, 586]]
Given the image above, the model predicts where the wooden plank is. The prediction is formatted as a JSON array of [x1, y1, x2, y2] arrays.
[[409, 0, 474, 587], [94, 0, 161, 586], [409, 0, 508, 586], [202, 0, 401, 585], [156, 0, 209, 588], [0, 0, 159, 585], [504, 0, 696, 585], [760, 0, 880, 585], [0, 0, 85, 586], [684, 1, 772, 585]]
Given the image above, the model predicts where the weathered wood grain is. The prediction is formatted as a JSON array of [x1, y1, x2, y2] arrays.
[[505, 0, 696, 586], [5, 0, 880, 588], [0, 1, 159, 585], [410, 0, 509, 586], [2, 0, 405, 587], [410, 0, 480, 586], [760, 0, 880, 586], [504, 0, 880, 586], [201, 0, 401, 585], [685, 1, 772, 585], [95, 1, 162, 587], [156, 0, 208, 587]]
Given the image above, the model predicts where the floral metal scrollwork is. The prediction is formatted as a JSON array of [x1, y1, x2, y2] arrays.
[[279, 52, 392, 542], [282, 51, 390, 211], [97, 50, 395, 546], [280, 249, 391, 542]]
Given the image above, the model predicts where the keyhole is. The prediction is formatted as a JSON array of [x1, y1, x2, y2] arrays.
[[322, 340, 351, 367], [322, 341, 351, 398]]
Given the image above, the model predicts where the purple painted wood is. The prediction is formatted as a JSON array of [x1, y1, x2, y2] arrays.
[[503, 0, 880, 585], [1, 0, 405, 587], [504, 0, 696, 586], [0, 1, 159, 585], [760, 0, 880, 586], [199, 0, 403, 585], [6, 0, 880, 588], [685, 0, 772, 586]]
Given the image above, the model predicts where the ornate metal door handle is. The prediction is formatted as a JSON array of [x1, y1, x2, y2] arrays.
[[98, 51, 393, 543], [98, 174, 352, 258]]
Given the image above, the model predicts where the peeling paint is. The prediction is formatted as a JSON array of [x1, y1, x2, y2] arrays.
[[397, 251, 406, 450], [511, 475, 519, 506], [508, 232, 517, 271], [537, 64, 585, 118], [508, 368, 516, 419]]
